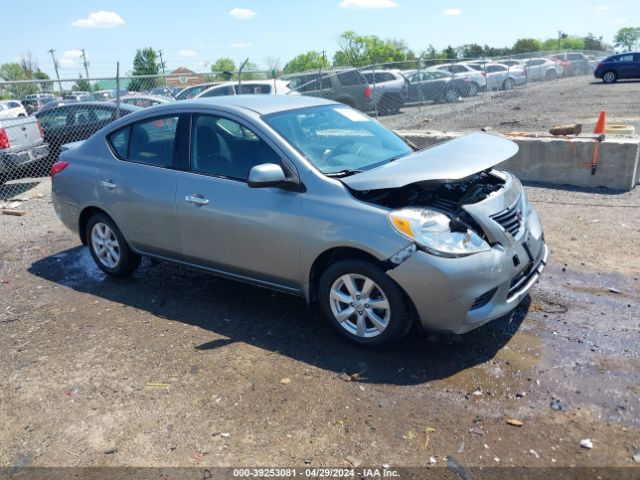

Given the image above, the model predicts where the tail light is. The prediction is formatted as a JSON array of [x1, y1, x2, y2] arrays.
[[522, 68, 527, 77], [596, 63, 603, 69], [37, 122, 45, 138], [50, 161, 69, 178], [481, 72, 487, 77], [0, 128, 9, 149], [364, 85, 371, 98]]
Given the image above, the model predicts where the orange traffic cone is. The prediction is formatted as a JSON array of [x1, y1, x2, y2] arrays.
[[594, 111, 606, 134]]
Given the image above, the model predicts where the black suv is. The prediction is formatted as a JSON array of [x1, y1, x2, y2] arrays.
[[281, 68, 374, 112]]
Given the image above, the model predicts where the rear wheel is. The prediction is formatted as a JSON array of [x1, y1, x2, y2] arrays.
[[318, 259, 413, 348], [545, 69, 557, 81], [86, 213, 141, 277], [602, 71, 617, 84], [502, 78, 515, 90], [443, 88, 459, 103], [467, 82, 478, 97]]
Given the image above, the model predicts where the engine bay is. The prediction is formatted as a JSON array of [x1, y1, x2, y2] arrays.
[[350, 170, 506, 215]]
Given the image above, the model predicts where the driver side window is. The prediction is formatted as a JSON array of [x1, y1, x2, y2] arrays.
[[190, 114, 281, 181]]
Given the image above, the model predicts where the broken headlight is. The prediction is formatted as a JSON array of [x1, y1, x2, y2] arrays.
[[389, 208, 490, 257]]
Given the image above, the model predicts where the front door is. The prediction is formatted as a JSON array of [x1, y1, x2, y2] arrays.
[[176, 113, 301, 289]]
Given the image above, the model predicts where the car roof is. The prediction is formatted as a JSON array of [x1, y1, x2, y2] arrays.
[[184, 95, 338, 115]]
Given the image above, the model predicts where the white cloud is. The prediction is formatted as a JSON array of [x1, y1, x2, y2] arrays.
[[614, 16, 627, 24], [72, 10, 124, 28], [178, 50, 197, 57], [338, 0, 398, 8], [443, 8, 462, 16], [59, 49, 85, 67], [594, 4, 610, 10], [229, 8, 257, 20], [231, 42, 254, 48]]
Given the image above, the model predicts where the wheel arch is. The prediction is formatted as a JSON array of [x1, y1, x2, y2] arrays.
[[78, 205, 111, 245], [307, 246, 387, 303]]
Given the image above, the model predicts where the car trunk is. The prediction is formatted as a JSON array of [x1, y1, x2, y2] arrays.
[[1, 117, 44, 152]]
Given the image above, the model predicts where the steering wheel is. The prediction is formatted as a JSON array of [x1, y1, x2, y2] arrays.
[[327, 141, 367, 163]]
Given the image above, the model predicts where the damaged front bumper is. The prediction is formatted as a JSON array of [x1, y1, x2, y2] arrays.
[[387, 195, 548, 334]]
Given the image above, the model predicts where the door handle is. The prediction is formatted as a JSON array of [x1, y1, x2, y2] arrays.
[[99, 180, 117, 190], [185, 194, 209, 206]]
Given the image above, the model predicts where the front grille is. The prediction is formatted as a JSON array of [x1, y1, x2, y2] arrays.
[[470, 288, 498, 310], [491, 204, 523, 237]]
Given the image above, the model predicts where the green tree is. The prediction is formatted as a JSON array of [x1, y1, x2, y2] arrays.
[[283, 51, 330, 74], [211, 58, 236, 80], [614, 27, 640, 51], [458, 43, 483, 59], [128, 48, 160, 91], [512, 38, 543, 54], [0, 63, 27, 98], [333, 31, 413, 67], [441, 45, 457, 60], [583, 33, 606, 51], [73, 74, 91, 92]]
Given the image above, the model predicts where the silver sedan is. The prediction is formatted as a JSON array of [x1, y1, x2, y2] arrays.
[[51, 95, 547, 347]]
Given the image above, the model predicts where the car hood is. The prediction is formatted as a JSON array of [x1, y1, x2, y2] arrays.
[[341, 132, 519, 191]]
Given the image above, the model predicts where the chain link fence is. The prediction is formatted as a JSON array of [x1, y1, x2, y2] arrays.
[[0, 50, 610, 209]]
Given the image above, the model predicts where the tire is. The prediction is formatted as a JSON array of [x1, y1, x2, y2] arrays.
[[502, 78, 515, 91], [318, 259, 414, 348], [443, 88, 458, 103], [545, 69, 557, 81], [86, 213, 141, 277], [379, 93, 403, 115], [467, 82, 478, 97], [602, 71, 617, 84]]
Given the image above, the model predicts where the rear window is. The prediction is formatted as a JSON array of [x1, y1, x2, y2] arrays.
[[567, 53, 584, 60], [336, 70, 365, 86], [235, 84, 271, 94]]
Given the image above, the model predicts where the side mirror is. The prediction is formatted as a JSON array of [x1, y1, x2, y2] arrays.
[[248, 163, 287, 188]]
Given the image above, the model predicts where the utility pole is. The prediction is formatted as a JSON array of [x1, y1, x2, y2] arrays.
[[157, 49, 166, 74], [81, 49, 90, 80], [48, 49, 63, 92]]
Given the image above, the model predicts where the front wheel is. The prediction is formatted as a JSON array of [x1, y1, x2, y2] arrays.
[[86, 213, 141, 277], [467, 82, 478, 97], [602, 71, 617, 84], [443, 88, 459, 103], [318, 259, 414, 348], [502, 78, 515, 90]]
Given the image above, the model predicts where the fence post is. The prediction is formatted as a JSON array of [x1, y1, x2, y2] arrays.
[[115, 62, 120, 119], [238, 58, 249, 92]]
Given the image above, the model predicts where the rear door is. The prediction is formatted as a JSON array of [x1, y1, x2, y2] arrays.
[[175, 112, 301, 289], [614, 53, 637, 79], [97, 114, 184, 257], [632, 54, 640, 78]]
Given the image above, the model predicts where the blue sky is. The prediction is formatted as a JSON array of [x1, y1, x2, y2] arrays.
[[1, 0, 634, 79]]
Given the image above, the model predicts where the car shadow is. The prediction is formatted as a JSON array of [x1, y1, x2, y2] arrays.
[[589, 79, 640, 85], [0, 180, 41, 201], [29, 246, 530, 386]]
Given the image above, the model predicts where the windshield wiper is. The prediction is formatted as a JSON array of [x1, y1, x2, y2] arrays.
[[325, 169, 363, 178]]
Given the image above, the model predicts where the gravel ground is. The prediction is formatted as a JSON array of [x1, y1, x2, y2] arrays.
[[380, 76, 640, 134], [1, 178, 639, 472]]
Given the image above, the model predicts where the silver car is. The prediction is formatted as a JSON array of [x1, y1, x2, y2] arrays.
[[51, 96, 547, 347]]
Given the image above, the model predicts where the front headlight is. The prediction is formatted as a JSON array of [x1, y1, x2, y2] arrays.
[[389, 208, 490, 257]]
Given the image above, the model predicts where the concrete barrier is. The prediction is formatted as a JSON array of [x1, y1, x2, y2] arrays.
[[399, 130, 640, 191]]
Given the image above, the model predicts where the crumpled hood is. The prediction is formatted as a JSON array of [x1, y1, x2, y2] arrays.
[[341, 132, 519, 191]]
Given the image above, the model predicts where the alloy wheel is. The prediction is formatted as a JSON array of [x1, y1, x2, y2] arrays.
[[329, 273, 391, 338], [91, 222, 121, 269]]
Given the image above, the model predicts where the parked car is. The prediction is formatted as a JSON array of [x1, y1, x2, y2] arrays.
[[0, 115, 49, 183], [549, 52, 592, 76], [0, 100, 28, 119], [175, 83, 221, 100], [91, 90, 115, 101], [403, 69, 466, 103], [281, 68, 374, 112], [195, 80, 296, 98], [148, 87, 177, 98], [523, 58, 562, 81], [35, 102, 140, 164], [498, 59, 525, 68], [428, 64, 487, 96], [63, 94, 92, 102], [594, 52, 640, 83], [120, 95, 174, 108], [481, 63, 527, 90], [51, 95, 547, 348], [22, 97, 57, 115], [360, 69, 408, 115]]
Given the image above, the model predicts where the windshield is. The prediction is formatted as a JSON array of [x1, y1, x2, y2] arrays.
[[263, 105, 412, 175]]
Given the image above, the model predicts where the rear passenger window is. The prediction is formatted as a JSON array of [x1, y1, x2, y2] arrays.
[[337, 70, 364, 86], [108, 127, 130, 159], [107, 116, 178, 167]]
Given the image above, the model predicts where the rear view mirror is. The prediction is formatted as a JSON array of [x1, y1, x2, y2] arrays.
[[248, 163, 287, 188]]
